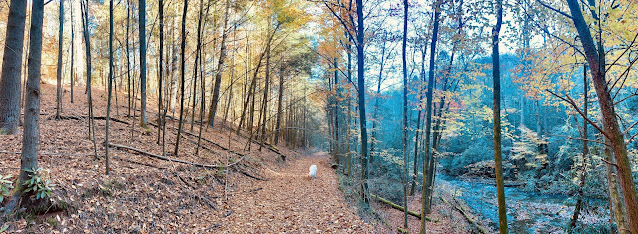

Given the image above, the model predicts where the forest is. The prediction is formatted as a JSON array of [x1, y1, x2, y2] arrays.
[[0, 0, 637, 233]]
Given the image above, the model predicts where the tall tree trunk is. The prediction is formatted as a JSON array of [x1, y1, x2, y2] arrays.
[[492, 0, 507, 232], [70, 4, 75, 103], [274, 62, 285, 145], [157, 0, 164, 145], [401, 0, 409, 229], [411, 42, 427, 196], [126, 0, 132, 117], [190, 0, 204, 132], [105, 0, 114, 175], [336, 59, 341, 159], [81, 0, 98, 159], [568, 65, 589, 232], [237, 27, 277, 135], [174, 0, 188, 156], [370, 33, 384, 166], [209, 0, 231, 128], [7, 0, 44, 212], [420, 2, 441, 232], [355, 0, 369, 205], [565, 1, 638, 232], [604, 134, 629, 233], [139, 0, 147, 127], [196, 33, 207, 155], [0, 0, 27, 135], [56, 0, 64, 119]]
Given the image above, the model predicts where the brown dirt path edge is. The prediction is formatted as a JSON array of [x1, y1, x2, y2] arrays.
[[227, 152, 374, 233]]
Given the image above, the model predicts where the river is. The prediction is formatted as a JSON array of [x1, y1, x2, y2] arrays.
[[437, 175, 612, 233]]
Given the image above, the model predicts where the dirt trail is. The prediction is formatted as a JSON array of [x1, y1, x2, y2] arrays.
[[227, 152, 374, 233]]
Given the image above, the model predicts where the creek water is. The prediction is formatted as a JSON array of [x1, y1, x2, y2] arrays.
[[437, 175, 611, 233]]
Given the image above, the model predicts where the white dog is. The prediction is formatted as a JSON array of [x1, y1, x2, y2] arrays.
[[309, 165, 317, 180]]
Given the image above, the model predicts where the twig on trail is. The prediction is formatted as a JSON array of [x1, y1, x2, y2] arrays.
[[248, 188, 263, 193], [108, 143, 246, 169], [205, 223, 222, 231]]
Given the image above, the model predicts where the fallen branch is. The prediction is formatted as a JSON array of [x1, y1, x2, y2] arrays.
[[148, 122, 247, 158], [108, 143, 245, 169], [113, 156, 166, 169], [441, 197, 488, 234], [178, 129, 245, 157], [370, 194, 438, 222], [248, 188, 263, 193], [50, 115, 129, 125], [0, 151, 94, 157], [240, 170, 269, 181], [222, 124, 286, 157]]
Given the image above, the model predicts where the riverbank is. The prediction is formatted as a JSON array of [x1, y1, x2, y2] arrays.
[[438, 174, 612, 233]]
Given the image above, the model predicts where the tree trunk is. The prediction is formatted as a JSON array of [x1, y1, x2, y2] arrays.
[[492, 0, 507, 232], [139, 0, 147, 128], [105, 0, 115, 175], [274, 62, 285, 145], [209, 0, 231, 128], [70, 4, 75, 103], [420, 2, 441, 232], [157, 0, 164, 145], [126, 0, 132, 117], [355, 0, 369, 205], [565, 1, 638, 232], [189, 0, 204, 132], [9, 0, 44, 211], [401, 0, 409, 229], [568, 65, 589, 232], [0, 0, 27, 135], [174, 0, 188, 156], [370, 33, 385, 166], [56, 0, 64, 119], [81, 0, 98, 159]]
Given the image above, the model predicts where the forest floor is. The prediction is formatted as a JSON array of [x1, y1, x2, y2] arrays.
[[0, 83, 484, 233]]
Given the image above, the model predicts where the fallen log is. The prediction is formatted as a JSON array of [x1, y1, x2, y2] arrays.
[[220, 124, 286, 157], [148, 122, 246, 158], [370, 194, 438, 222], [108, 143, 245, 169], [178, 129, 245, 157], [441, 197, 488, 234], [50, 115, 129, 125]]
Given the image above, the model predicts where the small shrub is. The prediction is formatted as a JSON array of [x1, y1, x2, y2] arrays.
[[23, 168, 53, 200], [0, 174, 14, 203]]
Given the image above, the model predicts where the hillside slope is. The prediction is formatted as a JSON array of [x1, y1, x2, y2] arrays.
[[0, 84, 373, 232]]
